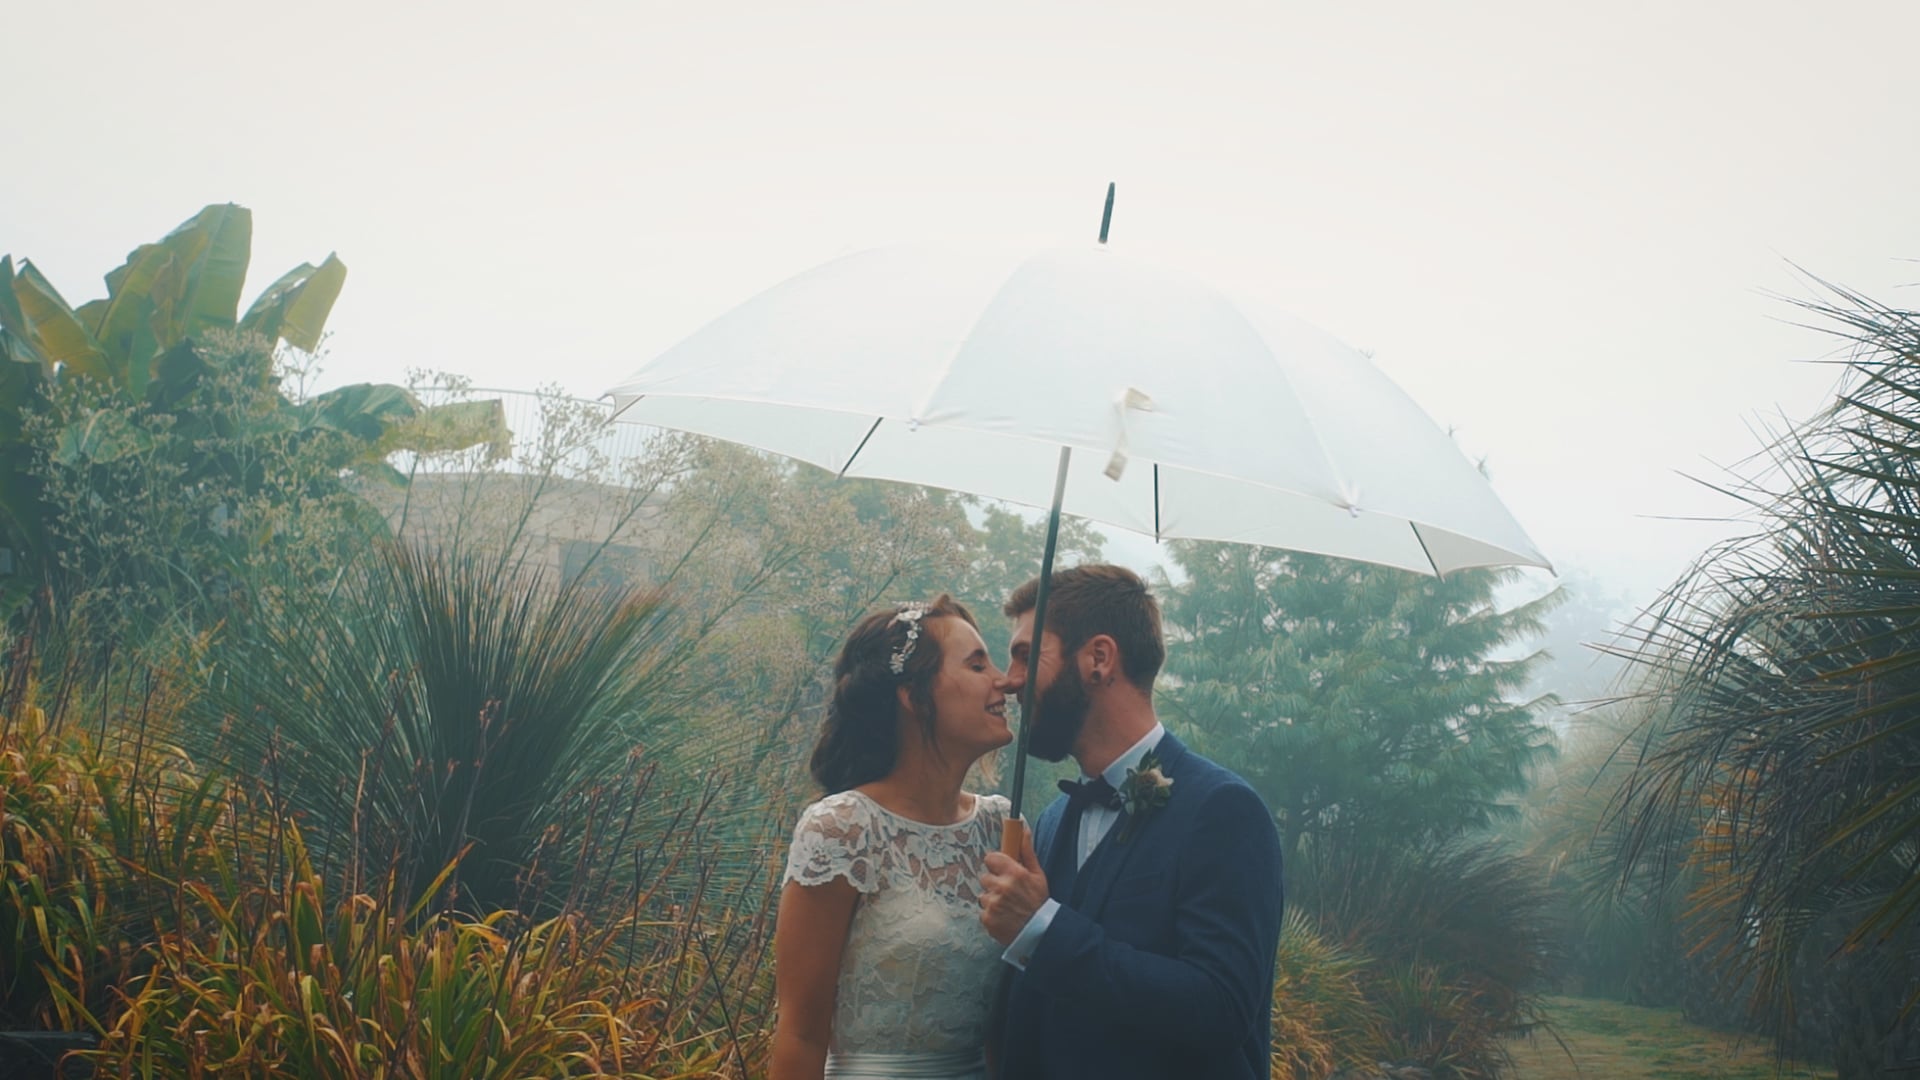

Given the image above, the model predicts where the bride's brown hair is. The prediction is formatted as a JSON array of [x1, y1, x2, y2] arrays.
[[809, 594, 978, 793]]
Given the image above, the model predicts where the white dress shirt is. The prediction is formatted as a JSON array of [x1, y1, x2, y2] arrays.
[[1001, 722, 1166, 969]]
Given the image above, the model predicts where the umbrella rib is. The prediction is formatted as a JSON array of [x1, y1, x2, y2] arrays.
[[838, 417, 885, 479], [1210, 295, 1354, 502], [1410, 522, 1442, 578], [1154, 463, 1162, 542], [908, 258, 1033, 423]]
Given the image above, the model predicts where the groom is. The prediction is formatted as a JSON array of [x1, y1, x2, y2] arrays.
[[979, 564, 1283, 1079]]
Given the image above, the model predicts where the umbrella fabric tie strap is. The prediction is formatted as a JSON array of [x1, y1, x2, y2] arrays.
[[1103, 386, 1155, 481]]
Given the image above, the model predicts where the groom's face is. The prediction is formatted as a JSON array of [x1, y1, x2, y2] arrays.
[[1006, 612, 1091, 764], [1027, 659, 1091, 762]]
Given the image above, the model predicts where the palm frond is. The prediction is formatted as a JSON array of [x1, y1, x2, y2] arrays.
[[1608, 281, 1920, 1057]]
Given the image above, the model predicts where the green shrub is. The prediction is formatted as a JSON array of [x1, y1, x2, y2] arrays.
[[0, 669, 234, 1031], [1302, 840, 1563, 1078], [30, 332, 381, 623], [1272, 909, 1389, 1080], [1365, 960, 1515, 1080], [73, 824, 768, 1079], [2, 650, 775, 1078]]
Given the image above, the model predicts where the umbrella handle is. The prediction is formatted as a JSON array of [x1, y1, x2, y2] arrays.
[[1000, 816, 1029, 858]]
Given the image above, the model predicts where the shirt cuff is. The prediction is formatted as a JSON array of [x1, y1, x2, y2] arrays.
[[1000, 898, 1060, 970]]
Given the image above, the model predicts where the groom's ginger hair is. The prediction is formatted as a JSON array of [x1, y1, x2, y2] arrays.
[[1004, 563, 1165, 693]]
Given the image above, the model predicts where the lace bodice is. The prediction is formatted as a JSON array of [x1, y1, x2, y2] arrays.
[[783, 790, 1010, 1059]]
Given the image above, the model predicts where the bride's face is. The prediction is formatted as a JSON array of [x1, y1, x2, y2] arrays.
[[924, 617, 1014, 758]]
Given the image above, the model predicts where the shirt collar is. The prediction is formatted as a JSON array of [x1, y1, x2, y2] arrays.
[[1097, 722, 1166, 789]]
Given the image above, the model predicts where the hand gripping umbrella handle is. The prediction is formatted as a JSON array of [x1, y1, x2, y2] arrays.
[[1001, 815, 1029, 857]]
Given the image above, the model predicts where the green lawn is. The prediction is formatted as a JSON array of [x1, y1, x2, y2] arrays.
[[1504, 996, 1835, 1080]]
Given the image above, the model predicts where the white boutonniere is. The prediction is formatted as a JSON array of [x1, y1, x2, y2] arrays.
[[1117, 749, 1173, 842]]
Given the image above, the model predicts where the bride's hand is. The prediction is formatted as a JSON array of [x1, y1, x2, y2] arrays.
[[978, 829, 1047, 945]]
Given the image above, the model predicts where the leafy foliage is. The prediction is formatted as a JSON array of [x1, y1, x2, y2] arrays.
[[0, 663, 240, 1031], [1302, 840, 1564, 1079], [0, 206, 507, 621], [70, 824, 769, 1080], [1161, 542, 1558, 859], [2, 631, 774, 1078], [25, 330, 388, 647]]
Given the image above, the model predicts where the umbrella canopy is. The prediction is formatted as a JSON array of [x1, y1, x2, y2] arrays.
[[607, 242, 1549, 577]]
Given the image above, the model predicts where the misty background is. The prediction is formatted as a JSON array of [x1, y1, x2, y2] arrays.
[[8, 4, 1920, 1075], [10, 0, 1918, 607]]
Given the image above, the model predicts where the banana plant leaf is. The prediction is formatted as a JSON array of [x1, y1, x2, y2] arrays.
[[169, 203, 251, 340], [239, 254, 347, 352], [300, 383, 420, 443], [73, 298, 107, 334], [7, 260, 110, 381], [0, 205, 398, 621], [0, 356, 35, 444], [92, 237, 191, 395], [0, 258, 46, 369], [375, 398, 511, 461]]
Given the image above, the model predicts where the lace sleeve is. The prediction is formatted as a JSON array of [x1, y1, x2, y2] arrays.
[[783, 793, 882, 893], [973, 793, 1011, 839]]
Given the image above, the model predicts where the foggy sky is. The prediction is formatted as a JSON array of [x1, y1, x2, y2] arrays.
[[6, 0, 1918, 605]]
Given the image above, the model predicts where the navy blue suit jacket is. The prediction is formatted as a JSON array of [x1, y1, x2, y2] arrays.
[[1001, 732, 1284, 1079]]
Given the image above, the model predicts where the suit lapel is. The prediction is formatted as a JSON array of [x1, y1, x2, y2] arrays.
[[1070, 734, 1189, 916], [1033, 797, 1075, 902]]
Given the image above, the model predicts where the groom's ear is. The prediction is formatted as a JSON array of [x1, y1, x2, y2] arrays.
[[1085, 634, 1120, 683]]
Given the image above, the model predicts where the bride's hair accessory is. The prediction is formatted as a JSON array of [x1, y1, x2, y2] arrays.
[[888, 603, 929, 675], [812, 594, 979, 793]]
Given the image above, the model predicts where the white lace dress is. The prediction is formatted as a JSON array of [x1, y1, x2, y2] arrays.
[[783, 789, 1011, 1080]]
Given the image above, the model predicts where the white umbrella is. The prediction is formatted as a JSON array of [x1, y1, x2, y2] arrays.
[[604, 190, 1550, 833], [608, 251, 1545, 577]]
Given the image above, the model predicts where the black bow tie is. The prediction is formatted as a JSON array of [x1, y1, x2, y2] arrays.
[[1058, 776, 1123, 812]]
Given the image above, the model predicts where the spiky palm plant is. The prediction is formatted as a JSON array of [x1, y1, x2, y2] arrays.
[[198, 539, 694, 917], [1611, 282, 1920, 1072], [1300, 839, 1564, 1078], [1271, 909, 1390, 1080]]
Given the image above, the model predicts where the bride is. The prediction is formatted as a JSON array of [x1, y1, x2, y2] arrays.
[[772, 594, 1013, 1080]]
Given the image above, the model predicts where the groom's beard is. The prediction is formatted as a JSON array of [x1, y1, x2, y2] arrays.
[[1022, 665, 1090, 763]]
